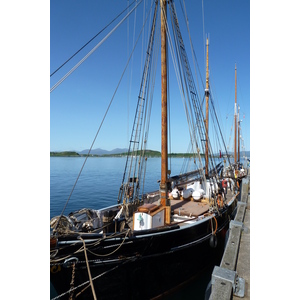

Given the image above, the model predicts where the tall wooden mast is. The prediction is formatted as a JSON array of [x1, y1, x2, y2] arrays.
[[238, 105, 240, 162], [234, 64, 237, 164], [205, 37, 209, 177], [160, 0, 169, 209]]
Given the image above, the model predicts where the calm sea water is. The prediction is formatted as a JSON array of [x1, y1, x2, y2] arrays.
[[50, 156, 223, 299], [50, 156, 190, 218]]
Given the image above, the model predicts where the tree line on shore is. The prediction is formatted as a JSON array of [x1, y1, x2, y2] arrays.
[[50, 150, 210, 158]]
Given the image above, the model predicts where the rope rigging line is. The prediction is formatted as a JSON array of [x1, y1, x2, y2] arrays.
[[168, 2, 207, 176], [53, 4, 152, 234], [169, 1, 228, 178], [205, 87, 223, 165], [118, 0, 157, 203], [140, 0, 146, 77], [163, 2, 195, 166], [50, 0, 143, 93], [209, 72, 228, 149], [209, 91, 233, 167], [238, 125, 247, 164], [161, 1, 206, 179], [127, 0, 138, 134], [177, 1, 206, 110], [227, 117, 234, 153], [167, 27, 172, 173], [171, 4, 205, 137], [126, 5, 140, 188], [201, 94, 224, 180], [50, 0, 137, 77], [168, 3, 192, 172], [173, 6, 213, 193], [140, 33, 159, 192], [201, 0, 206, 69], [155, 2, 183, 175], [180, 0, 205, 100], [180, 0, 213, 176], [139, 24, 160, 197]]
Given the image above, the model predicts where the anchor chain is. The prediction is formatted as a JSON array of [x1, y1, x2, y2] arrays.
[[69, 262, 76, 300]]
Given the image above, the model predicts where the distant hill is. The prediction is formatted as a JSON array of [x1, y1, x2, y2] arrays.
[[107, 149, 161, 157], [242, 151, 250, 158], [51, 149, 250, 158], [50, 151, 80, 157], [79, 148, 128, 155]]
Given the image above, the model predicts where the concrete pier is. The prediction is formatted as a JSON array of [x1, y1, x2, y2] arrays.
[[233, 189, 250, 299], [209, 173, 250, 299]]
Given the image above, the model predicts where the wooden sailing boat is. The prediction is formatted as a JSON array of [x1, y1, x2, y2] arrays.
[[50, 1, 240, 299]]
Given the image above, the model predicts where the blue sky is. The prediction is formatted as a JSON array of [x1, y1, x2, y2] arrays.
[[50, 0, 250, 153]]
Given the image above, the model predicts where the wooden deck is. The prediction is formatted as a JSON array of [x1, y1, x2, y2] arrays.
[[151, 198, 209, 217], [150, 188, 236, 218]]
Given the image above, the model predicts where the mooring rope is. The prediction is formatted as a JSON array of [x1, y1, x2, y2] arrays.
[[212, 215, 218, 235], [80, 237, 97, 300], [86, 229, 130, 257]]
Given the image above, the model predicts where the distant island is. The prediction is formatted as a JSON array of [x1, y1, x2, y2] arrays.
[[50, 151, 81, 157], [50, 150, 196, 158], [50, 149, 250, 158]]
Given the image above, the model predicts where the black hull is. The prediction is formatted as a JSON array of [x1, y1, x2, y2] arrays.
[[50, 198, 237, 299], [54, 235, 221, 299]]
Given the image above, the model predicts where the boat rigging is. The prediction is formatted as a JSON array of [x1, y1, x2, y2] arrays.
[[50, 1, 245, 299]]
